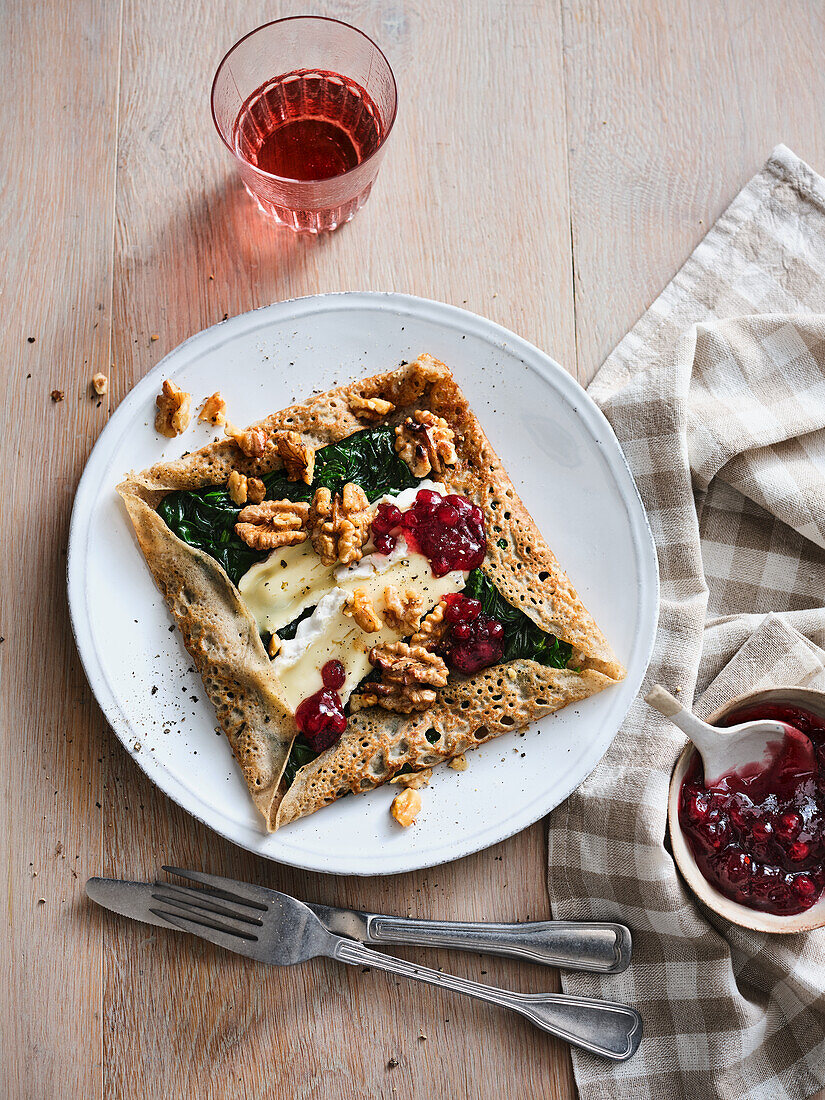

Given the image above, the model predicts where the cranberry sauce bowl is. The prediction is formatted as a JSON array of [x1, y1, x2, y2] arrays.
[[667, 687, 825, 933]]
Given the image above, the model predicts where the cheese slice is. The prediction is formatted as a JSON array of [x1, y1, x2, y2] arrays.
[[272, 547, 465, 710], [238, 541, 336, 635]]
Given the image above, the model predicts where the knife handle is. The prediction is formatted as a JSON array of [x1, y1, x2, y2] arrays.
[[331, 938, 642, 1060], [363, 917, 631, 973]]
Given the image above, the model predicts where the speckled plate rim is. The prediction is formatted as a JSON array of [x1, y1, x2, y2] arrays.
[[668, 687, 825, 933], [67, 292, 658, 876]]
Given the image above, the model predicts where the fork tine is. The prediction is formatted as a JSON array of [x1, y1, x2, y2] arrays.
[[152, 885, 264, 931], [162, 866, 269, 911], [149, 907, 264, 960]]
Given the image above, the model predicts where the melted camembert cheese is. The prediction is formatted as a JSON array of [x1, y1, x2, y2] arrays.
[[237, 482, 466, 710]]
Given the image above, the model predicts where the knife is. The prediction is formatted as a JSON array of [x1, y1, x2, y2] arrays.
[[86, 877, 631, 973]]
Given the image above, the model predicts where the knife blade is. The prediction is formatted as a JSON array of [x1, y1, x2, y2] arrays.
[[86, 878, 631, 973]]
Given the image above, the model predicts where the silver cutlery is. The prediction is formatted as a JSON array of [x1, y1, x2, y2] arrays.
[[307, 901, 631, 974], [86, 867, 642, 1061]]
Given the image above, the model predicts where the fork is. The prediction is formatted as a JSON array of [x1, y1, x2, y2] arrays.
[[139, 867, 642, 1060]]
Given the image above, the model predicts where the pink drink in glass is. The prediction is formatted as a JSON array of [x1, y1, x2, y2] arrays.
[[211, 18, 397, 233]]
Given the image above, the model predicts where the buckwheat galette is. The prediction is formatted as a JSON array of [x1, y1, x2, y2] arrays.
[[118, 355, 625, 831]]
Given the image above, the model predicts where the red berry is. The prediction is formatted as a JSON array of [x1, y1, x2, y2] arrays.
[[775, 811, 803, 840], [295, 688, 347, 752], [436, 503, 459, 527], [416, 489, 442, 506], [725, 849, 752, 884], [793, 874, 818, 901], [321, 660, 346, 691], [448, 638, 503, 674], [788, 840, 810, 862]]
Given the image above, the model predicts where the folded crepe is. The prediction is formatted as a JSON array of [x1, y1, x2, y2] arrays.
[[118, 355, 625, 830]]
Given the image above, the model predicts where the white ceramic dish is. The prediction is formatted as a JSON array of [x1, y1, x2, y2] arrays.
[[67, 292, 658, 876], [669, 688, 825, 934]]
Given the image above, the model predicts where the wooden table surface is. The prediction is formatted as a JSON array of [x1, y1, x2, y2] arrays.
[[6, 2, 825, 1097]]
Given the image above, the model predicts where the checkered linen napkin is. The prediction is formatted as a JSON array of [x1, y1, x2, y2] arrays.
[[547, 146, 825, 1100]]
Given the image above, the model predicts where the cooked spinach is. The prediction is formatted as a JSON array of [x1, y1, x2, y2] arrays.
[[282, 738, 318, 789], [463, 569, 573, 669], [275, 604, 315, 642], [157, 484, 260, 584], [157, 427, 417, 586], [262, 425, 418, 505]]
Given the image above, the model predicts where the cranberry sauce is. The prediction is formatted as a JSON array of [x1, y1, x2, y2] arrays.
[[370, 488, 487, 577], [294, 660, 348, 752], [439, 593, 504, 674], [679, 703, 825, 915]]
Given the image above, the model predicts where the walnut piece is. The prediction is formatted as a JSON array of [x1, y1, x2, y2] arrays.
[[155, 380, 192, 437], [348, 393, 395, 421], [227, 470, 247, 506], [308, 483, 371, 566], [391, 787, 422, 827], [199, 391, 227, 425], [274, 430, 315, 485], [390, 767, 432, 790], [247, 477, 266, 504], [371, 642, 449, 687], [235, 499, 309, 550], [227, 470, 266, 507], [91, 372, 108, 395], [394, 410, 458, 477], [355, 641, 448, 712], [383, 585, 424, 636], [344, 588, 383, 633], [410, 599, 448, 649], [225, 421, 270, 459], [448, 754, 468, 771]]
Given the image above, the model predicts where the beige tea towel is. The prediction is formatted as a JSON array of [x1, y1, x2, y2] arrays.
[[548, 146, 825, 1100]]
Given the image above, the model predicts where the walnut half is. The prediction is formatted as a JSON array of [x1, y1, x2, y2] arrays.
[[410, 599, 448, 650], [155, 380, 192, 437], [225, 421, 270, 459], [394, 410, 457, 477], [382, 585, 424, 636], [344, 589, 383, 633], [308, 483, 371, 566], [274, 430, 315, 485], [235, 499, 309, 550], [354, 641, 448, 713]]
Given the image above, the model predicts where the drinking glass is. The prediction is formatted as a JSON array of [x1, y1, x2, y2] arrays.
[[211, 17, 397, 233]]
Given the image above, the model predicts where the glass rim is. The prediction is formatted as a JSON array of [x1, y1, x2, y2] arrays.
[[210, 15, 398, 187]]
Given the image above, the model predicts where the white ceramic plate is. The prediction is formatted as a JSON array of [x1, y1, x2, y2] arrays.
[[68, 292, 658, 875]]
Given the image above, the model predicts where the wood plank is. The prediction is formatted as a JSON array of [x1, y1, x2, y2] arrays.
[[104, 2, 576, 1099], [562, 0, 825, 382], [0, 1, 123, 1097]]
